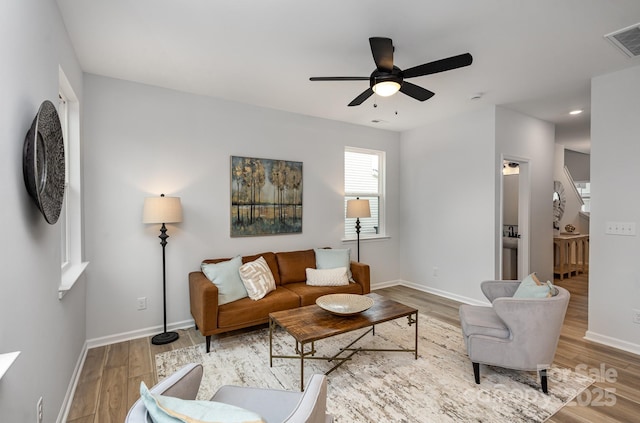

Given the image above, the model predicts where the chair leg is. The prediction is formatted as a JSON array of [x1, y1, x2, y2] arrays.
[[473, 362, 480, 384], [206, 336, 211, 353], [540, 369, 548, 394]]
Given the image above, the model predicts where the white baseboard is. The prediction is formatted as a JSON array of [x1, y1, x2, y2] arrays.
[[372, 279, 489, 306], [86, 319, 195, 349], [584, 330, 640, 356], [57, 341, 88, 423]]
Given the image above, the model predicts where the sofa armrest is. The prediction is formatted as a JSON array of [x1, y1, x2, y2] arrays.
[[350, 261, 370, 294], [189, 271, 219, 335], [480, 280, 520, 303]]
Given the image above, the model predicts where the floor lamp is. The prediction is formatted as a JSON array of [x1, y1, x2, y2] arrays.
[[346, 198, 371, 262], [143, 194, 183, 345]]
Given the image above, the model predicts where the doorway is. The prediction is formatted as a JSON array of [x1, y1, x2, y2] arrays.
[[499, 157, 531, 280]]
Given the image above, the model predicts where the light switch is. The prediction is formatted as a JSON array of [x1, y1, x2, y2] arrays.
[[605, 221, 636, 236]]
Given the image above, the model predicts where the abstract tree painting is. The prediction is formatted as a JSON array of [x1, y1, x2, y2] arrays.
[[231, 156, 302, 236]]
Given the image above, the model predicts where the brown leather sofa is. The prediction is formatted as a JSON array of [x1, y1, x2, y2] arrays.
[[189, 248, 371, 352]]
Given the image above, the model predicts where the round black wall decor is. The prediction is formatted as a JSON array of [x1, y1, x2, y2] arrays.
[[23, 100, 65, 224]]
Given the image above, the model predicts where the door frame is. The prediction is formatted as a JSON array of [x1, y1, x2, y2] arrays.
[[499, 154, 531, 279]]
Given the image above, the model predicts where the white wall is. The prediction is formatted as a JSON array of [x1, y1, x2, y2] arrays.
[[0, 0, 86, 421], [495, 107, 555, 282], [565, 149, 590, 182], [399, 107, 497, 304], [82, 74, 401, 341], [588, 64, 640, 354]]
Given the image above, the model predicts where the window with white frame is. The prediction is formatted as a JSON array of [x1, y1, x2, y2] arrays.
[[58, 67, 88, 298], [344, 147, 385, 238], [58, 92, 69, 268]]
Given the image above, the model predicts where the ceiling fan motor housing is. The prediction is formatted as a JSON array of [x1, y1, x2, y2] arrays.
[[370, 66, 403, 89]]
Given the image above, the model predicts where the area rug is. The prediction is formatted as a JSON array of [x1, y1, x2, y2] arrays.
[[156, 314, 592, 422]]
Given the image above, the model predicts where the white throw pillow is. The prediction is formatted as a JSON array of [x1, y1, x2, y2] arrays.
[[314, 248, 352, 279], [306, 267, 349, 286], [201, 256, 248, 305], [238, 256, 276, 301]]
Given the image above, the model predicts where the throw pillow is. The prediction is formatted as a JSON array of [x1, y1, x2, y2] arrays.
[[201, 256, 248, 305], [140, 381, 265, 423], [306, 267, 349, 286], [513, 273, 553, 298], [314, 248, 352, 279], [238, 256, 276, 301]]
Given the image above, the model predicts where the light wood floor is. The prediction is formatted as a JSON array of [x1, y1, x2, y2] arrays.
[[67, 274, 640, 422]]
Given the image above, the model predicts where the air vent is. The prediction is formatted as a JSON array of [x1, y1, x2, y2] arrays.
[[605, 23, 640, 57]]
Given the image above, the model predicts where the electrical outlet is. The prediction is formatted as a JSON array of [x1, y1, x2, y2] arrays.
[[36, 397, 43, 423], [633, 309, 640, 324], [137, 297, 147, 310], [433, 267, 439, 277]]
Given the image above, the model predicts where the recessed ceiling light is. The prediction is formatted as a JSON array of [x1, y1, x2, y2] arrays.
[[569, 110, 583, 115]]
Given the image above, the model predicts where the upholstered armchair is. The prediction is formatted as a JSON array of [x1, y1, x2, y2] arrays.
[[125, 363, 333, 423], [458, 280, 570, 393]]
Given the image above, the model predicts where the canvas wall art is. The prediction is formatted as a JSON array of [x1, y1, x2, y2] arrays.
[[231, 156, 303, 237]]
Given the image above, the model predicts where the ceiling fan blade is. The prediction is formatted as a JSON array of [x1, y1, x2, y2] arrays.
[[403, 53, 473, 78], [310, 76, 369, 81], [369, 37, 394, 72], [348, 88, 374, 106], [400, 82, 435, 101]]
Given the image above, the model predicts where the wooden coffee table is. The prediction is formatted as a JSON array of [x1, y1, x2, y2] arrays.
[[269, 292, 418, 391]]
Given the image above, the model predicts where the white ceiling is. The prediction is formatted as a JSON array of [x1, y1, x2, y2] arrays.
[[56, 0, 640, 153]]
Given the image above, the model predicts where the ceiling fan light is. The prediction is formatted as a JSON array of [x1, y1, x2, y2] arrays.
[[373, 81, 401, 97]]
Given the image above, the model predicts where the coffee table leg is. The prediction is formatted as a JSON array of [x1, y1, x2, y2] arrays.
[[300, 342, 305, 392], [415, 312, 419, 359], [269, 317, 273, 367]]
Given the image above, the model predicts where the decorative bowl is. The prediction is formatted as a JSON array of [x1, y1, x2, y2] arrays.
[[564, 224, 576, 233], [316, 294, 374, 316]]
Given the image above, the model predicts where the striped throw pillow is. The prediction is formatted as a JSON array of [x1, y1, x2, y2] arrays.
[[238, 256, 276, 301]]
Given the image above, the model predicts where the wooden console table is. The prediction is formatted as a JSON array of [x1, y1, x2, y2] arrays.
[[553, 234, 589, 280]]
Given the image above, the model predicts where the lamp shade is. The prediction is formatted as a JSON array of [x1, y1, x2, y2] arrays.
[[346, 199, 371, 218], [143, 195, 183, 224]]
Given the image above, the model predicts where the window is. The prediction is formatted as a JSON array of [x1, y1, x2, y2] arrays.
[[58, 93, 69, 268], [344, 147, 385, 238], [58, 67, 88, 299]]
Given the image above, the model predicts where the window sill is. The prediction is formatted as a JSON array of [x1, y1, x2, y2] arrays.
[[59, 261, 89, 299], [341, 235, 391, 243], [0, 351, 20, 380]]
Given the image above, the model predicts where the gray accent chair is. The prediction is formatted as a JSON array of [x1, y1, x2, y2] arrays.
[[125, 363, 333, 423], [459, 280, 570, 393]]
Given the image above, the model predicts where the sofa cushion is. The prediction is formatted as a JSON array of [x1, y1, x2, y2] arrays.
[[283, 281, 363, 306], [201, 256, 248, 305], [305, 267, 349, 286], [314, 248, 352, 279], [276, 249, 316, 285], [217, 288, 300, 329], [239, 256, 276, 301]]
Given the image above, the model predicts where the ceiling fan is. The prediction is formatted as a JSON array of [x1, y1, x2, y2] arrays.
[[310, 37, 473, 106]]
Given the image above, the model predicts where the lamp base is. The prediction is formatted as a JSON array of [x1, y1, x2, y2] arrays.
[[151, 331, 179, 345]]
